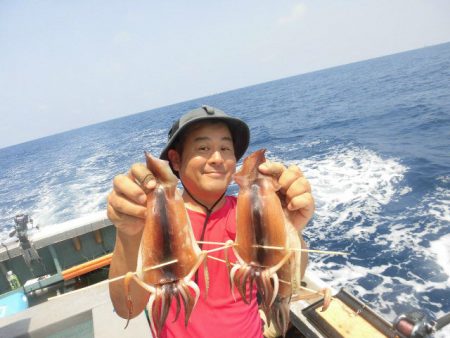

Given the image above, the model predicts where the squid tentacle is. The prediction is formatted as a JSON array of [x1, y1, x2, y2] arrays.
[[230, 263, 242, 301], [152, 287, 163, 337], [171, 284, 182, 323], [267, 251, 293, 277], [124, 272, 157, 329], [179, 280, 195, 326], [254, 270, 266, 301], [280, 298, 290, 336], [186, 279, 201, 308], [271, 296, 290, 337], [238, 265, 253, 303], [224, 240, 234, 292], [202, 255, 210, 299], [123, 272, 134, 329], [262, 270, 274, 309], [147, 293, 157, 338], [248, 269, 258, 302], [260, 272, 273, 324], [177, 282, 191, 326], [321, 288, 332, 312], [270, 272, 279, 307], [159, 284, 172, 331]]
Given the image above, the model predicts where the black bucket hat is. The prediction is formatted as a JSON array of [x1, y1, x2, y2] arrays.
[[159, 105, 250, 162]]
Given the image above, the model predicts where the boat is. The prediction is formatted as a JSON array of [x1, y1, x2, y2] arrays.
[[0, 212, 114, 292], [0, 213, 447, 337]]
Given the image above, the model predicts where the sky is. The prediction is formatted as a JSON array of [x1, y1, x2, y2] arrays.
[[1, 0, 450, 149]]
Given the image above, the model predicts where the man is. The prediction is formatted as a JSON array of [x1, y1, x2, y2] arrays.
[[107, 105, 314, 337]]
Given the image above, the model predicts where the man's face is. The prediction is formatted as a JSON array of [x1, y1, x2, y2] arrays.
[[169, 122, 237, 200]]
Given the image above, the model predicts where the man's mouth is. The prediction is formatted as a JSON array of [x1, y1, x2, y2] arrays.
[[204, 171, 225, 176]]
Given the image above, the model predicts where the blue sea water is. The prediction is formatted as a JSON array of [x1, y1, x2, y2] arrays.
[[1, 42, 449, 334]]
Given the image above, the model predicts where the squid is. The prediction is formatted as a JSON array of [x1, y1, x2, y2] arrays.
[[266, 224, 332, 337], [230, 149, 293, 325], [267, 220, 303, 336], [123, 152, 207, 337], [265, 165, 331, 337]]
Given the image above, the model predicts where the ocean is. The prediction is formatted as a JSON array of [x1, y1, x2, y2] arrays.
[[1, 42, 449, 336]]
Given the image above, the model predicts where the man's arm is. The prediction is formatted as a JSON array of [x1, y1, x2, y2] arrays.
[[107, 163, 155, 319]]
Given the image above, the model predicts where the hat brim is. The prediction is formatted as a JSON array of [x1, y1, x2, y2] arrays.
[[159, 115, 250, 162]]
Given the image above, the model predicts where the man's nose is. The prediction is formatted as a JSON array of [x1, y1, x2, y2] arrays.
[[209, 150, 224, 163]]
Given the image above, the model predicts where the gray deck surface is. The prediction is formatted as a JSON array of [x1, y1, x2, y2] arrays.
[[0, 281, 151, 338]]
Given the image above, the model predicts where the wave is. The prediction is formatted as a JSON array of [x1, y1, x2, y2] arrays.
[[281, 145, 408, 240], [266, 143, 449, 329]]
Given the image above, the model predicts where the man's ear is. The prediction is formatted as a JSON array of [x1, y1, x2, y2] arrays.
[[168, 149, 181, 172]]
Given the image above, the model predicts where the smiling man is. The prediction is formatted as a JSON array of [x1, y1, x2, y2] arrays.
[[107, 106, 314, 337], [167, 121, 237, 210]]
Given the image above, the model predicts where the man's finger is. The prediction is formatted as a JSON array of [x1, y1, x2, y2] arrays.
[[108, 191, 147, 219], [129, 163, 152, 184], [278, 165, 304, 194], [287, 193, 315, 215], [129, 163, 156, 191], [113, 174, 147, 205], [107, 204, 145, 236], [285, 177, 312, 202], [287, 164, 304, 177], [258, 160, 286, 178]]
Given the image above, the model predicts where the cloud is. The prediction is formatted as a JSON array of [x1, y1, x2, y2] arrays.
[[278, 3, 307, 25]]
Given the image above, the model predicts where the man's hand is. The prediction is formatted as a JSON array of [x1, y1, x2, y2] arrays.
[[107, 163, 156, 236], [108, 163, 156, 319], [258, 161, 314, 231]]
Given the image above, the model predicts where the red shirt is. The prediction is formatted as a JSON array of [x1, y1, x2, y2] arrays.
[[160, 196, 263, 338]]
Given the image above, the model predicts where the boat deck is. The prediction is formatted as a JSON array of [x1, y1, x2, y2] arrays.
[[0, 280, 151, 338], [0, 274, 331, 338]]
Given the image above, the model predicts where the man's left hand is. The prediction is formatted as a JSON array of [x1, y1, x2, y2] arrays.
[[258, 161, 315, 231]]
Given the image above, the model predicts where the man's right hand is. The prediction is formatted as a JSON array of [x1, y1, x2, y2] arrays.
[[108, 162, 156, 319], [107, 163, 156, 236]]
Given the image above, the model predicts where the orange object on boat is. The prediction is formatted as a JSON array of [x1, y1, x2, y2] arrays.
[[62, 253, 113, 280]]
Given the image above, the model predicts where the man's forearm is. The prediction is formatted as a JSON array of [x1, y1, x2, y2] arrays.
[[109, 230, 149, 319]]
